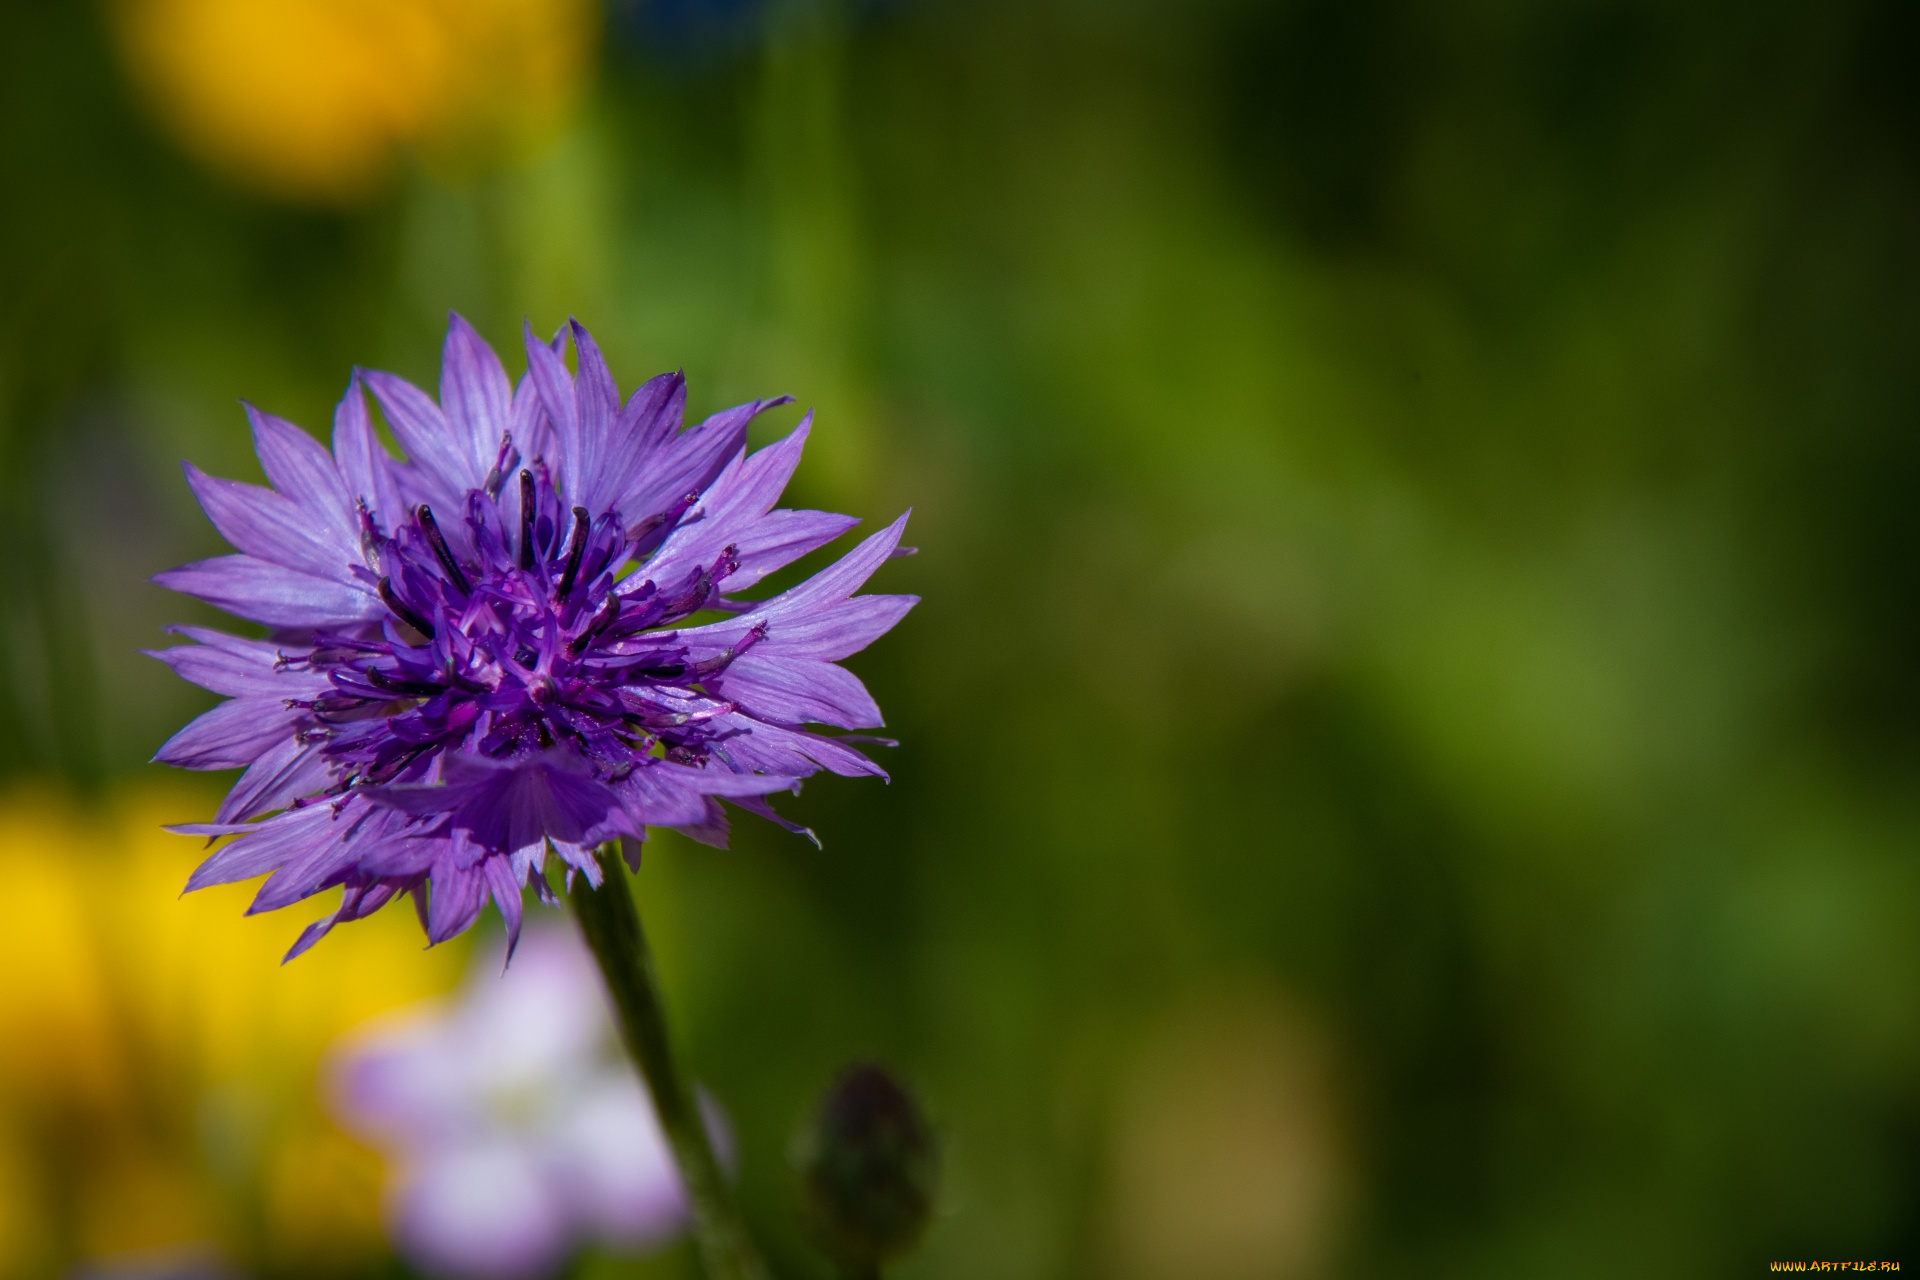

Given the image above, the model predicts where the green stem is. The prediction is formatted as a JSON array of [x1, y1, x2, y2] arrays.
[[568, 841, 771, 1280]]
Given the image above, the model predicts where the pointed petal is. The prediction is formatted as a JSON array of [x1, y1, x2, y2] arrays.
[[675, 514, 913, 660], [643, 419, 859, 592], [574, 369, 688, 528], [164, 625, 282, 657], [249, 823, 361, 912], [523, 321, 580, 484], [440, 314, 513, 482], [186, 802, 342, 892], [426, 852, 490, 943], [716, 414, 809, 514], [707, 716, 886, 779], [282, 917, 334, 962], [509, 372, 556, 465], [726, 511, 862, 594], [713, 654, 884, 729], [363, 369, 476, 498], [147, 638, 326, 699], [184, 464, 357, 582], [656, 506, 861, 598], [609, 760, 797, 837], [548, 838, 605, 887], [671, 797, 731, 848], [634, 371, 686, 445], [759, 512, 912, 621], [283, 879, 403, 961], [614, 397, 791, 523], [154, 555, 383, 629], [152, 697, 300, 769], [566, 319, 621, 511], [215, 738, 335, 823], [732, 793, 820, 847], [331, 374, 404, 532], [484, 855, 526, 959], [756, 594, 920, 662], [247, 405, 354, 540]]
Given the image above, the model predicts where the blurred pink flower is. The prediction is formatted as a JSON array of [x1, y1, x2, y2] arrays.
[[327, 925, 696, 1277]]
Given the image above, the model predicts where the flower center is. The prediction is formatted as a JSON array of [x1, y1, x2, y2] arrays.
[[287, 464, 757, 791]]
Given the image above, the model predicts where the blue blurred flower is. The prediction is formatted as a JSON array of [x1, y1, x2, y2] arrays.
[[151, 314, 914, 958], [329, 925, 709, 1277]]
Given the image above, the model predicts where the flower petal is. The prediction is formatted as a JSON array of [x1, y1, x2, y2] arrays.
[[183, 464, 359, 582], [724, 510, 862, 594], [186, 801, 343, 892], [364, 369, 475, 501], [523, 320, 581, 482], [757, 594, 920, 662], [613, 396, 791, 525], [283, 878, 404, 962], [645, 418, 861, 593], [566, 318, 622, 510], [153, 696, 301, 769], [216, 737, 336, 824], [147, 634, 326, 699], [712, 654, 883, 729], [483, 855, 526, 959], [365, 752, 626, 857], [154, 555, 383, 629], [247, 405, 355, 542], [332, 374, 406, 533], [707, 716, 885, 779], [758, 511, 912, 621], [426, 850, 492, 943], [677, 514, 915, 661], [440, 313, 514, 485], [581, 371, 686, 519]]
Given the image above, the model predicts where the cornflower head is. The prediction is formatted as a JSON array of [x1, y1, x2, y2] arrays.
[[153, 315, 914, 961]]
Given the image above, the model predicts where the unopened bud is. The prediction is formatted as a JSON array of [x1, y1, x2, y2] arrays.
[[796, 1062, 938, 1269]]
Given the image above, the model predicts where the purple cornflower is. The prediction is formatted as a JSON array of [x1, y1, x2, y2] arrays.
[[153, 315, 913, 959], [331, 925, 702, 1277]]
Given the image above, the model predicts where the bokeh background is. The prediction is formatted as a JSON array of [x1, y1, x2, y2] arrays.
[[3, 0, 1920, 1275]]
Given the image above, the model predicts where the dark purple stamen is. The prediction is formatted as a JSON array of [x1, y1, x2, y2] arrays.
[[363, 742, 435, 785], [355, 499, 383, 562], [482, 433, 516, 499], [567, 595, 621, 655], [377, 578, 435, 642], [366, 668, 448, 697], [627, 490, 702, 558], [416, 506, 471, 595], [518, 470, 537, 571], [688, 620, 768, 678], [555, 506, 591, 601]]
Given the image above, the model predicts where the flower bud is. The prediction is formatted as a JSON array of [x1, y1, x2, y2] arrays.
[[797, 1062, 938, 1269]]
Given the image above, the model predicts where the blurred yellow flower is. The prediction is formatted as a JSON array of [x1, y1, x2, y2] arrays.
[[111, 0, 598, 203], [0, 784, 464, 1275]]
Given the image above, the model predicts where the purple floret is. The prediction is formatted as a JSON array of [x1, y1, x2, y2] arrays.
[[151, 315, 914, 959]]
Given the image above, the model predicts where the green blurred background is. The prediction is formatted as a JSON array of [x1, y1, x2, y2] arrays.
[[4, 0, 1920, 1275]]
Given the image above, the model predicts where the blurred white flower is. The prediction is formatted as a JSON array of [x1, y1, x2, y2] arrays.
[[327, 925, 692, 1278]]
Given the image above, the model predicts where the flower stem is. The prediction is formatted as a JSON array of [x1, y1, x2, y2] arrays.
[[569, 841, 772, 1280]]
